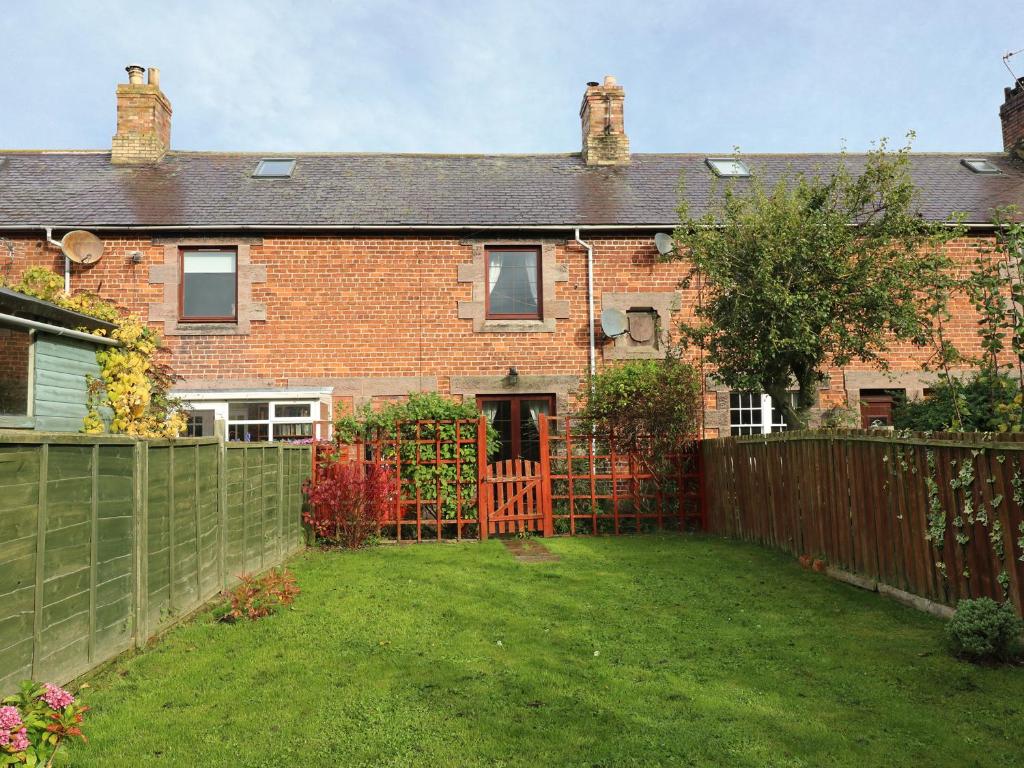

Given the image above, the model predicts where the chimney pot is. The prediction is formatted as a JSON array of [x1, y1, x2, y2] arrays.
[[603, 75, 617, 87], [147, 67, 160, 87], [125, 65, 145, 85], [586, 81, 599, 87]]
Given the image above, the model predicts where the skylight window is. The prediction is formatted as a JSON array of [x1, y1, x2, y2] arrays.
[[705, 158, 750, 178], [961, 158, 1001, 174], [253, 158, 296, 178]]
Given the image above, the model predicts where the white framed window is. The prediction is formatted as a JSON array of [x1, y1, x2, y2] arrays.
[[729, 392, 798, 435], [175, 389, 332, 442]]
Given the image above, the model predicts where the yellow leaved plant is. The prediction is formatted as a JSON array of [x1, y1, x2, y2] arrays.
[[10, 266, 186, 438]]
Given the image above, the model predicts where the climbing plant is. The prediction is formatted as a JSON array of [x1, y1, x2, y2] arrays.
[[7, 266, 185, 437], [333, 393, 498, 521]]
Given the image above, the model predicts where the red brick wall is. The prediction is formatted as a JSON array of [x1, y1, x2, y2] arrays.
[[1, 232, 1004, 411]]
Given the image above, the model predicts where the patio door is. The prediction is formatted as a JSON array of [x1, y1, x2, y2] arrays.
[[477, 394, 555, 462]]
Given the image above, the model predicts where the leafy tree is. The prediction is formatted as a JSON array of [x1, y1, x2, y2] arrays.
[[668, 139, 962, 428]]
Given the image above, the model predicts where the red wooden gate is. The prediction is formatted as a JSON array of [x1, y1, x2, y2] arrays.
[[479, 458, 552, 537]]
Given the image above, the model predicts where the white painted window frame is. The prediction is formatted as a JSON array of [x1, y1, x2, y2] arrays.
[[176, 388, 332, 441], [729, 392, 793, 436]]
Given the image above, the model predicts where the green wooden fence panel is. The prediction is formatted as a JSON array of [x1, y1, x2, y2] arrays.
[[0, 445, 40, 693], [0, 434, 309, 695]]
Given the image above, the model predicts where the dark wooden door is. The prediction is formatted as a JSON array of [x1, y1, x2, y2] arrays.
[[860, 394, 896, 428]]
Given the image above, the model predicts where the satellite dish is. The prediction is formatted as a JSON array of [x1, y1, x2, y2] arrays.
[[654, 232, 676, 258], [60, 230, 104, 265], [600, 308, 629, 338]]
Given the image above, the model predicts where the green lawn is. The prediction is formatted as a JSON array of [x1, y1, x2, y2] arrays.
[[69, 536, 1023, 767]]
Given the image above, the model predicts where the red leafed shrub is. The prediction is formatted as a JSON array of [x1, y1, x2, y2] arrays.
[[218, 568, 300, 623], [302, 461, 397, 548]]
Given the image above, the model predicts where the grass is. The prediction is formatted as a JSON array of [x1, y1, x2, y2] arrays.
[[69, 535, 1023, 767]]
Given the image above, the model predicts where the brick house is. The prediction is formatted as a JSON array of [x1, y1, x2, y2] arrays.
[[1, 66, 1024, 452]]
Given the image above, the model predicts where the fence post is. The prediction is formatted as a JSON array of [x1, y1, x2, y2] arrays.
[[132, 440, 149, 650], [538, 416, 554, 537], [216, 424, 227, 590], [31, 443, 48, 679], [277, 443, 285, 563], [88, 444, 99, 664], [477, 416, 489, 540]]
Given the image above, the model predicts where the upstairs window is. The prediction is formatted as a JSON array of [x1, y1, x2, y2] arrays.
[[180, 248, 237, 322], [485, 246, 541, 319], [960, 158, 1001, 174], [253, 158, 296, 178], [706, 158, 750, 177]]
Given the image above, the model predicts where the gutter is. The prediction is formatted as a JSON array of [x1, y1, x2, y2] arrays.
[[0, 221, 996, 233], [0, 312, 119, 346]]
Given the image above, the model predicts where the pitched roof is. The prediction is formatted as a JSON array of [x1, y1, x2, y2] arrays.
[[0, 150, 1022, 229]]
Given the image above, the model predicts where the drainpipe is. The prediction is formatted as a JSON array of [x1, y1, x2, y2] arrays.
[[44, 227, 70, 293], [574, 228, 597, 389]]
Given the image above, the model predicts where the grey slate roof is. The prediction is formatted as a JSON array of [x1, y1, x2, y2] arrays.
[[0, 150, 1022, 229]]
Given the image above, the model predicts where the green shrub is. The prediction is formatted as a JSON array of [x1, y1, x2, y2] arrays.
[[894, 372, 1020, 433], [946, 597, 1023, 663], [580, 358, 701, 454]]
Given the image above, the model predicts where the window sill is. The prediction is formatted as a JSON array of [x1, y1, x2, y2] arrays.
[[479, 319, 555, 333], [168, 322, 246, 337], [0, 415, 35, 429]]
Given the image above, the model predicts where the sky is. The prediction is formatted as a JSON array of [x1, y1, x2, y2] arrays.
[[0, 0, 1021, 155]]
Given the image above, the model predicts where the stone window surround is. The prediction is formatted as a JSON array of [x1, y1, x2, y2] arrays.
[[449, 374, 580, 417], [601, 291, 681, 360], [457, 239, 569, 333], [148, 237, 266, 336]]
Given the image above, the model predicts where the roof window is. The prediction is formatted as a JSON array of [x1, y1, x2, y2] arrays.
[[705, 158, 750, 178], [960, 158, 1001, 174], [253, 158, 296, 178]]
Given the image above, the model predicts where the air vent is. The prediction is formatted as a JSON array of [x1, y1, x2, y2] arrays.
[[960, 158, 1001, 174], [705, 158, 750, 178], [253, 158, 296, 178]]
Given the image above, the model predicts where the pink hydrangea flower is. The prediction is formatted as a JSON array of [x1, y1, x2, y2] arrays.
[[41, 683, 74, 710], [10, 728, 28, 752], [0, 705, 21, 730], [0, 730, 9, 748]]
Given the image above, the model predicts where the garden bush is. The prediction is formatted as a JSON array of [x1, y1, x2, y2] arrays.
[[894, 372, 1020, 433], [1, 681, 88, 766], [580, 358, 701, 457], [303, 462, 396, 548], [946, 597, 1023, 663], [217, 568, 300, 623]]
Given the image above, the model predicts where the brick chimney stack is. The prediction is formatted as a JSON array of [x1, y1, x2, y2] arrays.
[[111, 65, 172, 164], [580, 75, 630, 165], [1000, 77, 1024, 158]]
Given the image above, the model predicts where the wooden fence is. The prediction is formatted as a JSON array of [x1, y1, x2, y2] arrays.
[[703, 430, 1024, 616], [0, 432, 310, 695], [313, 416, 703, 541]]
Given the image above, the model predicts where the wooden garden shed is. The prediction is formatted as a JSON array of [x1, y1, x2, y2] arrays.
[[0, 287, 117, 432]]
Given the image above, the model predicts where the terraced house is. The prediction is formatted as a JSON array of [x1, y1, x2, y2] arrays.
[[1, 66, 1024, 451]]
